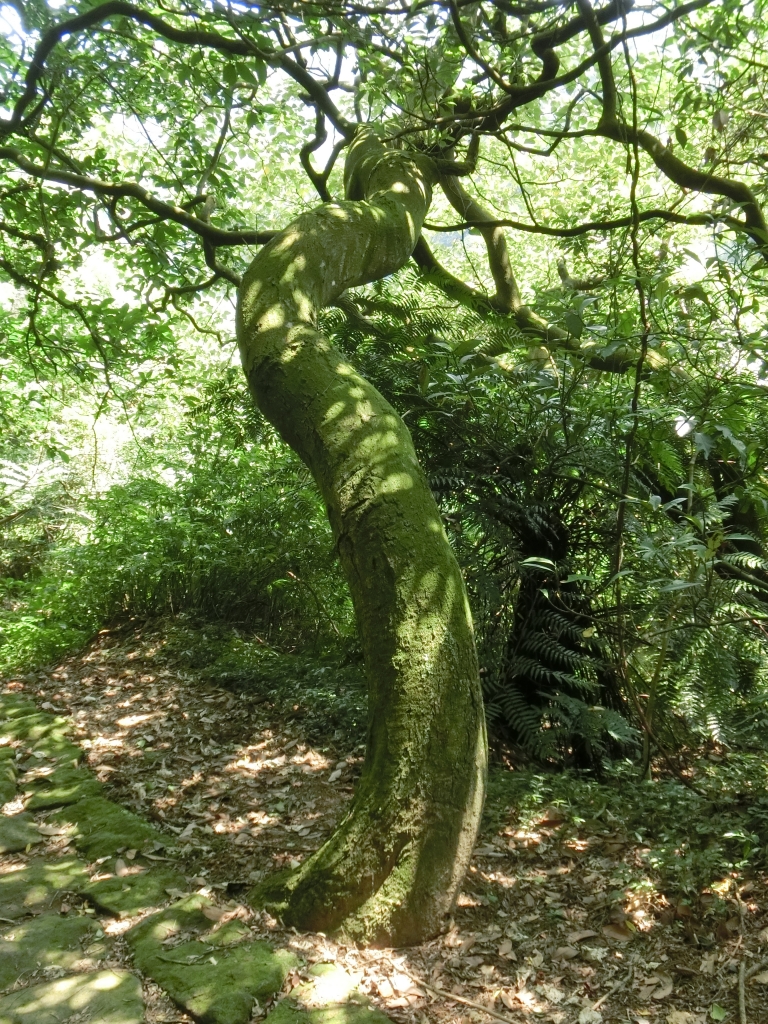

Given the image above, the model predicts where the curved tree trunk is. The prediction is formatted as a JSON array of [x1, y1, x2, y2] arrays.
[[236, 129, 487, 947]]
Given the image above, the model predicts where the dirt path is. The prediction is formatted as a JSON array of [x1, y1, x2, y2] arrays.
[[1, 624, 767, 1023]]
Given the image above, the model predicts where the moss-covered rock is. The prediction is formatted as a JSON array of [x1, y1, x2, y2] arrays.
[[0, 813, 43, 854], [29, 740, 84, 765], [0, 968, 143, 1023], [50, 797, 174, 858], [21, 765, 101, 810], [127, 893, 296, 1024], [0, 713, 71, 744], [0, 857, 88, 920], [84, 862, 189, 918], [0, 696, 38, 721], [0, 762, 15, 806], [0, 912, 107, 990]]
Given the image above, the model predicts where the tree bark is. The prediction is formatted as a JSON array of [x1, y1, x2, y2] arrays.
[[236, 129, 488, 947]]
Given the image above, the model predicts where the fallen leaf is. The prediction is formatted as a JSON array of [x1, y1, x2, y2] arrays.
[[700, 954, 717, 975], [36, 824, 70, 836], [568, 930, 599, 943], [652, 974, 674, 1000], [578, 1009, 602, 1024], [667, 1013, 699, 1024], [602, 921, 634, 942], [515, 987, 537, 1008], [497, 939, 514, 958], [114, 858, 129, 877], [499, 991, 515, 1011], [674, 965, 698, 978], [555, 946, 579, 960], [390, 973, 412, 995], [752, 971, 768, 984], [758, 927, 768, 944], [376, 978, 394, 999], [710, 1005, 727, 1021], [538, 807, 566, 826], [537, 983, 564, 1004]]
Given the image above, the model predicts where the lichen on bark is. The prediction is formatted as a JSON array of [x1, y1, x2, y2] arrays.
[[237, 128, 487, 946]]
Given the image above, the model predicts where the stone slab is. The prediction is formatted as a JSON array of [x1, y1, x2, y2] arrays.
[[0, 814, 42, 855], [0, 857, 89, 921], [84, 863, 189, 918], [21, 766, 102, 811], [0, 912, 107, 990], [0, 968, 143, 1024], [0, 714, 71, 745], [0, 764, 15, 807], [50, 797, 174, 858], [127, 893, 295, 1024], [27, 741, 84, 766], [0, 697, 38, 721]]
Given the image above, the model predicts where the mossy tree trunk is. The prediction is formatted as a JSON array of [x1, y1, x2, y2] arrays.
[[237, 129, 487, 947]]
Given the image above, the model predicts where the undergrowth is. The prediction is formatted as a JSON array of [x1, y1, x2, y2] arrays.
[[487, 758, 768, 900]]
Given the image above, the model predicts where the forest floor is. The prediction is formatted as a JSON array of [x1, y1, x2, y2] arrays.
[[2, 619, 768, 1024]]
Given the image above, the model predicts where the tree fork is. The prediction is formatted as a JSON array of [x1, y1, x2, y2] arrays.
[[236, 128, 488, 947]]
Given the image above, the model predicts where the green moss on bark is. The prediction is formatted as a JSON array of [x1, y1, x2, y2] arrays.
[[239, 130, 487, 945]]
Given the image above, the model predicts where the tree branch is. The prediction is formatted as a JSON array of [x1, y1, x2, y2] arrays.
[[0, 145, 274, 246], [439, 174, 521, 311], [574, 0, 617, 124], [1, 0, 355, 141], [477, 0, 717, 130], [423, 208, 742, 238], [596, 124, 768, 246]]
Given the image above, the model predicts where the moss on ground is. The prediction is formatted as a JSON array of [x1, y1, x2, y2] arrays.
[[0, 857, 88, 920], [50, 796, 174, 858], [84, 862, 189, 917], [0, 913, 106, 990], [127, 893, 296, 1024], [0, 813, 42, 854], [0, 968, 143, 1023], [21, 764, 102, 810]]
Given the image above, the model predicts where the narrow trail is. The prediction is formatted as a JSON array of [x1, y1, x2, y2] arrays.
[[0, 624, 766, 1023]]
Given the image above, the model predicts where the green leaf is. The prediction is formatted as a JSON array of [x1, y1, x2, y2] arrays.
[[710, 1005, 727, 1021], [563, 311, 583, 339], [674, 126, 688, 147]]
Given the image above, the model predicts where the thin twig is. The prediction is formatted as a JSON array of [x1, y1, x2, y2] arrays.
[[738, 959, 747, 1024], [402, 970, 518, 1024], [745, 958, 768, 981], [592, 969, 630, 1011]]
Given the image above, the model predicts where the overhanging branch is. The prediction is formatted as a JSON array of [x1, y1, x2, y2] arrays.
[[0, 145, 274, 246], [423, 208, 744, 238]]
